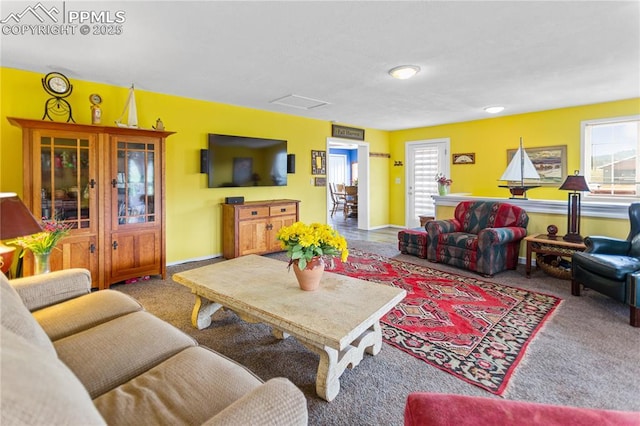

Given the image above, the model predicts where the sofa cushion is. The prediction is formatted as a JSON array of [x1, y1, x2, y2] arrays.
[[0, 326, 106, 425], [456, 201, 529, 234], [54, 310, 196, 398], [34, 289, 143, 341], [0, 273, 55, 355], [11, 268, 92, 311], [94, 346, 263, 425]]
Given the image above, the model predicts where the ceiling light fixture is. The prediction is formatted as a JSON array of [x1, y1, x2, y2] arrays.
[[388, 65, 420, 80], [484, 106, 505, 114]]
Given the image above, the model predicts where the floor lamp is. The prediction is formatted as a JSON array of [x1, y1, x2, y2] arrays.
[[559, 171, 590, 243], [0, 193, 42, 276]]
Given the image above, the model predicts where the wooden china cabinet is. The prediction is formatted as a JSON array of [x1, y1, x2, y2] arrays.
[[9, 117, 174, 289]]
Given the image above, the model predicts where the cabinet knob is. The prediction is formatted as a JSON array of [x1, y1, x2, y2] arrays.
[[111, 179, 117, 188], [89, 179, 96, 188], [89, 244, 96, 253], [112, 241, 118, 250], [251, 210, 258, 216]]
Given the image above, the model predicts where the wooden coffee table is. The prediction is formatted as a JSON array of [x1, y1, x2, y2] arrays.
[[172, 255, 406, 401]]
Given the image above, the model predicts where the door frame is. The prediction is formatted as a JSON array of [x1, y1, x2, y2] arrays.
[[326, 137, 370, 229], [405, 138, 450, 227]]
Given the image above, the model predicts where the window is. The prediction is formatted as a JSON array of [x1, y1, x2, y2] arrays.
[[582, 115, 640, 199]]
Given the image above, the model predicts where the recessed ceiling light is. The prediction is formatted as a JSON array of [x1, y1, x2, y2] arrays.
[[388, 65, 420, 80], [484, 106, 505, 114]]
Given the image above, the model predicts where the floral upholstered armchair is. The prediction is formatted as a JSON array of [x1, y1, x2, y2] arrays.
[[426, 201, 529, 276]]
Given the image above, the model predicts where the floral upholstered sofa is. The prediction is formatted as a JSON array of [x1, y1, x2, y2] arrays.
[[426, 200, 529, 276]]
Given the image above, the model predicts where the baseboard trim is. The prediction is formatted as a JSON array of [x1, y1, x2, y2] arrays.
[[167, 253, 222, 267]]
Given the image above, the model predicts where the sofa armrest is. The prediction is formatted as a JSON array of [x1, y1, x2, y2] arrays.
[[585, 236, 629, 255], [10, 268, 92, 311], [477, 227, 528, 247], [204, 378, 308, 426]]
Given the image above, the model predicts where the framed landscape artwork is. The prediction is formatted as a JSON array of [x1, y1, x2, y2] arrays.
[[507, 145, 567, 186]]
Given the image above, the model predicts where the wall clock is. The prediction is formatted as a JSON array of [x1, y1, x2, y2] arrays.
[[42, 72, 75, 123]]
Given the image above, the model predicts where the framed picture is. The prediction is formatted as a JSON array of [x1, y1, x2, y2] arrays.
[[314, 177, 327, 186], [453, 153, 475, 164], [311, 150, 326, 175], [507, 145, 567, 186]]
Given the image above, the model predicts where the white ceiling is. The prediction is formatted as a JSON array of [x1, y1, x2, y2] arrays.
[[2, 1, 639, 131]]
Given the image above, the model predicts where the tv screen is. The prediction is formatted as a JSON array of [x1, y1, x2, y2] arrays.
[[207, 134, 288, 188]]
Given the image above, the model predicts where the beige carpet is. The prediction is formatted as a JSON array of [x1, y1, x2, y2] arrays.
[[113, 240, 640, 425]]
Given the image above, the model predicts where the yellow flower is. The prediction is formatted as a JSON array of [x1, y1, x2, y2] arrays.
[[276, 221, 349, 269]]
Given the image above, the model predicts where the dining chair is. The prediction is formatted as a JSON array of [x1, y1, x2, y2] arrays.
[[343, 186, 358, 219], [328, 183, 344, 218]]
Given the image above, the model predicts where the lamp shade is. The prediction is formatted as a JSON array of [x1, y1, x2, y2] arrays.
[[559, 174, 589, 192], [0, 193, 42, 240]]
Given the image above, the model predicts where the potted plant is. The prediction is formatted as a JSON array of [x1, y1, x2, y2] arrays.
[[435, 173, 453, 195], [276, 222, 349, 290], [10, 218, 72, 274]]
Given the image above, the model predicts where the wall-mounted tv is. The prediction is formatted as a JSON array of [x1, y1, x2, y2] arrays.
[[206, 134, 288, 188]]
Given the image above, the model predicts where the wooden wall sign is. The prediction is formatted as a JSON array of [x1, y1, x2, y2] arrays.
[[332, 124, 365, 141]]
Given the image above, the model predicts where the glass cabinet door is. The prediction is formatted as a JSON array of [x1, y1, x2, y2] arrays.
[[115, 141, 158, 226], [40, 135, 92, 229]]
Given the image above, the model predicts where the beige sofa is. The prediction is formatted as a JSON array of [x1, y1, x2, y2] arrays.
[[1, 269, 308, 425]]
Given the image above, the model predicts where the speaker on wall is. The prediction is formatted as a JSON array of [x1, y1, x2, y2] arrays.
[[287, 154, 295, 174], [200, 149, 209, 174]]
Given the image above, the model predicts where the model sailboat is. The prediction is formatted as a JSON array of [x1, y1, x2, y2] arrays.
[[115, 85, 138, 128], [498, 137, 540, 199]]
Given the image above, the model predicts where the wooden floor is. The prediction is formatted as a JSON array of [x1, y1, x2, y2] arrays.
[[327, 210, 399, 244]]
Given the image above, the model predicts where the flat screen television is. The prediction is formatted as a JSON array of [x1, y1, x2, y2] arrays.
[[206, 133, 288, 188]]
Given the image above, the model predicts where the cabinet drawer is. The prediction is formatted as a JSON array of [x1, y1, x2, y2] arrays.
[[238, 206, 269, 220], [270, 204, 297, 216]]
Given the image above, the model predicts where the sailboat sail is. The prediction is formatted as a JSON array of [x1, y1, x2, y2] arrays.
[[500, 146, 540, 182], [498, 137, 540, 199], [115, 85, 138, 128]]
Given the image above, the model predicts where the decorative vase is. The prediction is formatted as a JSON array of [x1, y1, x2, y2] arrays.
[[438, 184, 449, 196], [292, 256, 325, 291], [33, 251, 51, 275]]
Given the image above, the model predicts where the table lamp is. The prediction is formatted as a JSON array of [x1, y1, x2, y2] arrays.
[[559, 171, 590, 243], [0, 193, 42, 275]]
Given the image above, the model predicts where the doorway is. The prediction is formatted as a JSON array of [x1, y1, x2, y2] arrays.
[[326, 138, 370, 229], [405, 138, 450, 228]]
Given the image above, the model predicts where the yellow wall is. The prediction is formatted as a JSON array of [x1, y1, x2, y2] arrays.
[[389, 99, 640, 238], [0, 68, 389, 262], [2, 67, 637, 262]]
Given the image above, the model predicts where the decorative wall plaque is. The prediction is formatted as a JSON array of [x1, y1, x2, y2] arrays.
[[331, 124, 365, 141], [311, 150, 326, 175]]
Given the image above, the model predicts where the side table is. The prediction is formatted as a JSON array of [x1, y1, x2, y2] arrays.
[[524, 234, 587, 279]]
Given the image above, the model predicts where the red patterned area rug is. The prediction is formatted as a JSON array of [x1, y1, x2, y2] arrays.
[[325, 250, 562, 396]]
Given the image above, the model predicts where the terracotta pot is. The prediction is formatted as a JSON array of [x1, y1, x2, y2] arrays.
[[292, 256, 325, 291]]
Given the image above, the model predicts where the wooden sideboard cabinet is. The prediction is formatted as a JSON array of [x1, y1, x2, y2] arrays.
[[9, 117, 174, 289], [222, 199, 300, 259]]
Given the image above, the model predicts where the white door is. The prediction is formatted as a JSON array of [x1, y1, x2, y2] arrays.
[[405, 138, 450, 228], [329, 154, 348, 186]]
